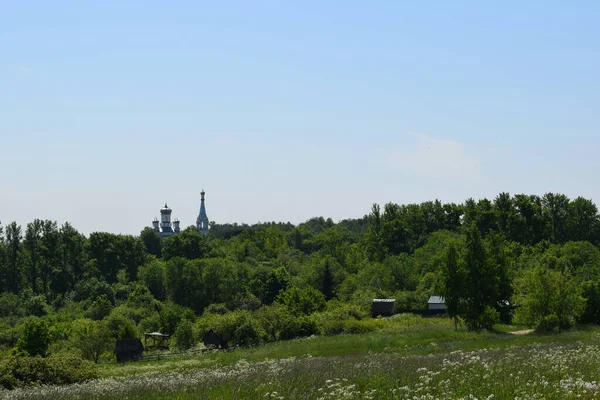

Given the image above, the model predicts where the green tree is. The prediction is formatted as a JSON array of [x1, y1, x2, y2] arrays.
[[138, 258, 166, 301], [4, 222, 24, 294], [140, 227, 162, 257], [542, 193, 570, 244], [277, 286, 326, 316], [514, 265, 585, 332], [173, 320, 195, 351], [24, 220, 43, 294], [72, 319, 112, 363], [442, 244, 465, 330], [461, 224, 501, 329], [16, 318, 50, 357]]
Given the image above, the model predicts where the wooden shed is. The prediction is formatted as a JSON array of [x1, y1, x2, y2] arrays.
[[203, 329, 227, 350], [115, 338, 144, 363], [427, 296, 446, 310], [371, 299, 395, 317]]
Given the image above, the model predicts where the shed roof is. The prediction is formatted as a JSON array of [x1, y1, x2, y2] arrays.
[[144, 332, 170, 338], [372, 299, 396, 303], [428, 296, 445, 304]]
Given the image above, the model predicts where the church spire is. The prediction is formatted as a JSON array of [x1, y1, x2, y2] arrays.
[[196, 189, 209, 235]]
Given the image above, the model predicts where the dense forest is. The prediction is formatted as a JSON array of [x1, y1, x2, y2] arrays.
[[1, 192, 600, 373]]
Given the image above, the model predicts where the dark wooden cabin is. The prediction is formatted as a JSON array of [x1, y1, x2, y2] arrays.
[[371, 299, 396, 317], [203, 329, 227, 349], [115, 338, 144, 363]]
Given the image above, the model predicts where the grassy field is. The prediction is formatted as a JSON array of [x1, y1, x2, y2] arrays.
[[3, 316, 600, 400]]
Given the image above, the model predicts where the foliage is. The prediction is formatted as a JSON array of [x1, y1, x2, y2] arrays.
[[173, 320, 195, 351], [3, 192, 600, 390], [513, 265, 586, 331], [71, 319, 112, 363], [0, 353, 97, 390], [16, 317, 51, 357], [276, 286, 326, 316]]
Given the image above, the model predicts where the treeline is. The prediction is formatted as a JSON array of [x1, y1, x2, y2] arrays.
[[0, 192, 599, 368]]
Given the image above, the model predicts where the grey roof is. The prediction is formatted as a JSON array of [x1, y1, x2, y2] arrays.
[[144, 332, 169, 338], [428, 296, 445, 304], [373, 299, 396, 303]]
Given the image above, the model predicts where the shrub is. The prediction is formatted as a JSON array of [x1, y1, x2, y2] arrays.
[[105, 313, 138, 340], [24, 295, 49, 317], [16, 318, 51, 357], [277, 287, 326, 316], [196, 310, 266, 348], [535, 314, 559, 333], [0, 353, 98, 390], [342, 319, 381, 334], [159, 303, 195, 335], [71, 319, 112, 363], [173, 320, 195, 351], [321, 318, 345, 336], [202, 303, 230, 316], [85, 294, 113, 321], [479, 306, 500, 330]]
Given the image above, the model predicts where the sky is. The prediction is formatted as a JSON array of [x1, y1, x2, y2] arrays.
[[2, 1, 600, 235]]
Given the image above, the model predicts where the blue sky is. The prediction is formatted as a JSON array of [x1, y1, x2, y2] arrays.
[[2, 1, 600, 235]]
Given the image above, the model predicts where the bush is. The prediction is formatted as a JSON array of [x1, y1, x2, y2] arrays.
[[16, 318, 51, 357], [196, 310, 266, 348], [85, 295, 113, 321], [159, 303, 195, 335], [173, 320, 195, 351], [105, 313, 138, 340], [278, 314, 318, 340], [480, 306, 500, 330], [24, 295, 49, 317], [342, 319, 380, 334], [535, 314, 559, 333], [0, 353, 98, 390], [277, 287, 326, 316], [321, 318, 345, 336], [202, 303, 230, 316]]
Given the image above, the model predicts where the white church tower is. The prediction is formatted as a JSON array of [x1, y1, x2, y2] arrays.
[[196, 190, 209, 235]]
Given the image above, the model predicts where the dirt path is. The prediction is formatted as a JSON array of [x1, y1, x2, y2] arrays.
[[501, 329, 534, 337]]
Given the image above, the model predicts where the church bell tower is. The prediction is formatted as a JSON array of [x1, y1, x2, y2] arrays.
[[196, 190, 209, 235]]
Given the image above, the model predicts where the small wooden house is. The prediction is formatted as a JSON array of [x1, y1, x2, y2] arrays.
[[427, 296, 446, 310], [371, 299, 395, 317], [115, 338, 144, 363], [203, 329, 227, 349]]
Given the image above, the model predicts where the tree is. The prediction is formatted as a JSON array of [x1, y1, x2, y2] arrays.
[[513, 265, 585, 332], [442, 244, 464, 330], [453, 224, 504, 330], [277, 287, 326, 316], [16, 317, 50, 357], [24, 220, 43, 294], [173, 320, 195, 351], [72, 319, 112, 363], [566, 197, 600, 243], [542, 193, 570, 244], [137, 258, 166, 301], [322, 260, 334, 300], [162, 227, 208, 260], [5, 222, 24, 294], [140, 227, 162, 257]]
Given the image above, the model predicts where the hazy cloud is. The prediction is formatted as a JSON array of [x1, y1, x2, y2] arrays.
[[386, 134, 480, 180]]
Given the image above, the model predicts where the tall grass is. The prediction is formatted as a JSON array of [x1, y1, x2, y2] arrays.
[[3, 317, 600, 399]]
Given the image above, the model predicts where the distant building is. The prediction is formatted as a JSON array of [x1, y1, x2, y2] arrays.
[[114, 338, 144, 363], [371, 299, 396, 317], [150, 190, 209, 238], [152, 203, 181, 239], [196, 190, 209, 235], [427, 296, 446, 310]]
